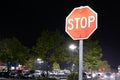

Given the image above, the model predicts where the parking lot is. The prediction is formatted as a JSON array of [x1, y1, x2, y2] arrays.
[[0, 69, 70, 80]]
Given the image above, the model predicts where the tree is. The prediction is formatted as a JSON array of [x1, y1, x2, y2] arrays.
[[64, 38, 103, 72], [33, 30, 71, 76], [52, 62, 60, 70], [33, 30, 67, 63], [24, 50, 38, 70], [83, 39, 103, 71], [0, 37, 30, 70], [24, 57, 35, 70], [33, 30, 104, 73], [64, 37, 79, 63], [33, 30, 69, 76], [97, 60, 110, 71]]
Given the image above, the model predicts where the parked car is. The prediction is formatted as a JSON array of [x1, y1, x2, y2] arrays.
[[104, 72, 115, 80], [23, 71, 33, 79], [21, 70, 29, 77], [32, 70, 42, 79], [9, 70, 22, 78]]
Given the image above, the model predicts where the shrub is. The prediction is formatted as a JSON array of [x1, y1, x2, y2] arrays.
[[67, 73, 78, 80]]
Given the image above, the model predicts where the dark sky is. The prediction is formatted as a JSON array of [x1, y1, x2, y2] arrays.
[[0, 0, 120, 69]]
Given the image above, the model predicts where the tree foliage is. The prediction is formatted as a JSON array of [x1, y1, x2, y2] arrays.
[[63, 37, 79, 64], [52, 62, 60, 70], [24, 57, 35, 70], [97, 60, 110, 71], [0, 37, 30, 65], [33, 31, 105, 71], [33, 30, 67, 63], [0, 31, 109, 72], [24, 50, 38, 69], [83, 39, 103, 70]]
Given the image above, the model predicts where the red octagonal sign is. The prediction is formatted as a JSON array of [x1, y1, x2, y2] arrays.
[[65, 6, 97, 40]]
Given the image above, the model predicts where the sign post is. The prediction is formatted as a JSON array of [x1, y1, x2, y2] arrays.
[[79, 40, 83, 80], [65, 6, 97, 80]]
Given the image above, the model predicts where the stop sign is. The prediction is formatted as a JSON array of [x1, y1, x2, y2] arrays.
[[65, 6, 97, 40]]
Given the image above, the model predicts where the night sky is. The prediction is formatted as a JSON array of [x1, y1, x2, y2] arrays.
[[0, 0, 120, 69]]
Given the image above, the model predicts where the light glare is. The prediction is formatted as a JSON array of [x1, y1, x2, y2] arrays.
[[69, 44, 77, 50]]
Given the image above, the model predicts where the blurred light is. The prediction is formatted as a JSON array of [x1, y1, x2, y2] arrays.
[[37, 58, 44, 63], [110, 75, 114, 78], [69, 44, 77, 50], [37, 58, 41, 61]]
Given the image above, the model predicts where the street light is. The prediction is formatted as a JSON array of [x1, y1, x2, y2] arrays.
[[69, 42, 84, 80], [37, 58, 44, 64], [71, 63, 75, 72], [69, 44, 77, 50], [35, 58, 44, 70], [69, 44, 77, 72]]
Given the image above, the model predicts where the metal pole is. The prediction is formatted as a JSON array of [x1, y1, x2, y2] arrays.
[[79, 39, 83, 80]]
